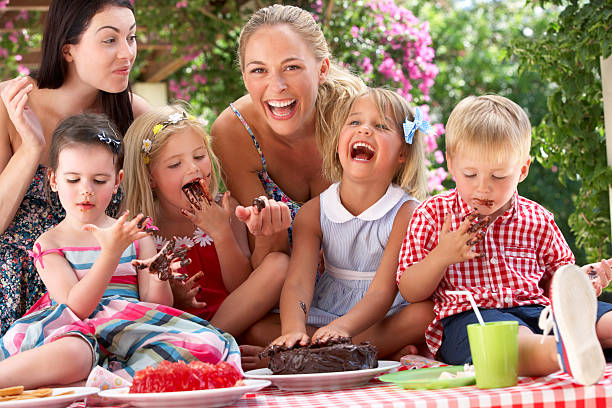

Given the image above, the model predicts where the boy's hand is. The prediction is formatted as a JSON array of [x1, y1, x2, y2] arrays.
[[83, 211, 149, 255], [435, 214, 486, 266], [583, 259, 612, 296], [311, 324, 350, 345], [269, 331, 310, 349], [169, 271, 208, 310]]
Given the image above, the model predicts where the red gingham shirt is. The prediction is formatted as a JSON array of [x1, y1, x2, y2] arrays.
[[396, 189, 575, 356]]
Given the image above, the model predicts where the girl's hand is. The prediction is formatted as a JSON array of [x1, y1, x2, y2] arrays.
[[181, 191, 232, 237], [270, 331, 310, 349], [83, 211, 149, 255], [311, 324, 350, 345], [1, 77, 44, 150], [435, 213, 487, 266], [235, 196, 291, 236], [169, 271, 208, 311], [582, 259, 612, 296], [132, 236, 191, 281]]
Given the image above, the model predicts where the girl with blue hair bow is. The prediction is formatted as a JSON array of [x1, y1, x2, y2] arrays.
[[268, 87, 435, 359]]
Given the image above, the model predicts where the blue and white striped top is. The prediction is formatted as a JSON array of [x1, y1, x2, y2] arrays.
[[307, 182, 418, 327]]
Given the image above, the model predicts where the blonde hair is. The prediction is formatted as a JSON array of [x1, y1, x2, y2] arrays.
[[445, 95, 531, 163], [122, 104, 219, 223], [321, 87, 428, 201], [238, 4, 365, 144]]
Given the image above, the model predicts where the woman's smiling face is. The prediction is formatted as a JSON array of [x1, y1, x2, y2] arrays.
[[242, 24, 329, 137]]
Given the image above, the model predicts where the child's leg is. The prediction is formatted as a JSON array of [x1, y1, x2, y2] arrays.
[[0, 336, 93, 389], [212, 251, 289, 337], [539, 264, 606, 385], [596, 303, 612, 349], [353, 300, 435, 359], [517, 327, 559, 377], [239, 313, 282, 347]]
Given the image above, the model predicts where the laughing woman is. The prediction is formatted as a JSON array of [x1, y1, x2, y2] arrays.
[[0, 0, 149, 335], [210, 5, 364, 348]]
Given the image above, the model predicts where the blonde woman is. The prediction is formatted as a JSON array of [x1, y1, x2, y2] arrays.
[[211, 4, 364, 262]]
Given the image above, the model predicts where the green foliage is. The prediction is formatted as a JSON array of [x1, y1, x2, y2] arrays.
[[513, 0, 612, 261]]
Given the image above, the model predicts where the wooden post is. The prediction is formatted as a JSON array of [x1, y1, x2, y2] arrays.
[[602, 55, 612, 237]]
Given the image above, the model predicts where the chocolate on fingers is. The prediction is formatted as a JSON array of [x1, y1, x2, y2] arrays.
[[134, 237, 192, 281], [182, 178, 213, 210]]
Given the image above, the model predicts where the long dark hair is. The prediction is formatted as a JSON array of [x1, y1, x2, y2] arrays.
[[35, 0, 135, 135]]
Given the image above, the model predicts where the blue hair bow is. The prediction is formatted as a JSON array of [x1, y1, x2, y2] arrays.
[[403, 107, 433, 144]]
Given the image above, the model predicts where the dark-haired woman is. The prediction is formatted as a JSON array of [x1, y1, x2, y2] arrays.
[[0, 0, 149, 334]]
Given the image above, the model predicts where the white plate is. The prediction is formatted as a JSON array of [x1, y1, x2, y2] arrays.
[[244, 360, 401, 391], [0, 386, 98, 408], [98, 379, 271, 408]]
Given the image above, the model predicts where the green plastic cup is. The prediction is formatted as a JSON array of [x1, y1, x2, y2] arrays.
[[467, 321, 518, 389]]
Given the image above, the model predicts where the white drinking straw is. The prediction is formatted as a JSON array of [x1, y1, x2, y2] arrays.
[[447, 290, 485, 326]]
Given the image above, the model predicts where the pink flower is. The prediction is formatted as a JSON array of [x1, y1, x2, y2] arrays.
[[175, 1, 188, 8], [17, 65, 30, 76]]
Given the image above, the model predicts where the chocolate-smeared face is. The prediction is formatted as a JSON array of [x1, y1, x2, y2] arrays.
[[182, 179, 212, 210]]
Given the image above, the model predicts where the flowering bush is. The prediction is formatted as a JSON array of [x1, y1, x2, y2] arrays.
[[0, 5, 41, 79], [1, 0, 448, 191]]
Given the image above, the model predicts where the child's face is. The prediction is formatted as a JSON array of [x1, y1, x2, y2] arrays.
[[149, 128, 212, 213], [50, 144, 122, 224], [447, 148, 530, 216], [337, 96, 405, 183]]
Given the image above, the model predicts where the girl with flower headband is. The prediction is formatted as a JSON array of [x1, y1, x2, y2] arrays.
[[268, 88, 434, 359], [0, 113, 239, 389], [123, 104, 288, 345]]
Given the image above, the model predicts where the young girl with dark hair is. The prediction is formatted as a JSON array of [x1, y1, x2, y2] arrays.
[[0, 0, 149, 334], [0, 113, 239, 389]]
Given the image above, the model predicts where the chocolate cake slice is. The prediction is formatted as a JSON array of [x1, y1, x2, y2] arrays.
[[260, 337, 378, 375]]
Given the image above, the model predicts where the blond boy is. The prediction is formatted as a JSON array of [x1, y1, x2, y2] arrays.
[[397, 95, 612, 385]]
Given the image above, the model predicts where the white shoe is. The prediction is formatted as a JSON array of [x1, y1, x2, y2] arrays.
[[539, 264, 605, 385]]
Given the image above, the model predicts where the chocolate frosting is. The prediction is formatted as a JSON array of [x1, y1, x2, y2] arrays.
[[261, 338, 378, 375]]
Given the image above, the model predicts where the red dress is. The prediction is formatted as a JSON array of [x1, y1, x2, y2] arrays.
[[155, 229, 229, 321]]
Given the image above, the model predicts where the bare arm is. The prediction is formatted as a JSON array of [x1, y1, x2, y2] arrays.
[[136, 235, 173, 305], [0, 78, 45, 234], [271, 199, 322, 348], [38, 213, 150, 319], [210, 103, 290, 267], [312, 201, 417, 342]]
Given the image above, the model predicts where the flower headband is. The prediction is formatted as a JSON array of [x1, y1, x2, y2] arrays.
[[142, 111, 194, 164], [403, 107, 433, 144]]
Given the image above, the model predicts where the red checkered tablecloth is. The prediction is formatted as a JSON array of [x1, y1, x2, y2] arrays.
[[71, 364, 612, 407], [227, 364, 612, 408]]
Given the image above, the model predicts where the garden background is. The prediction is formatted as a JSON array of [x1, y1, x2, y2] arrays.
[[1, 0, 611, 286]]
